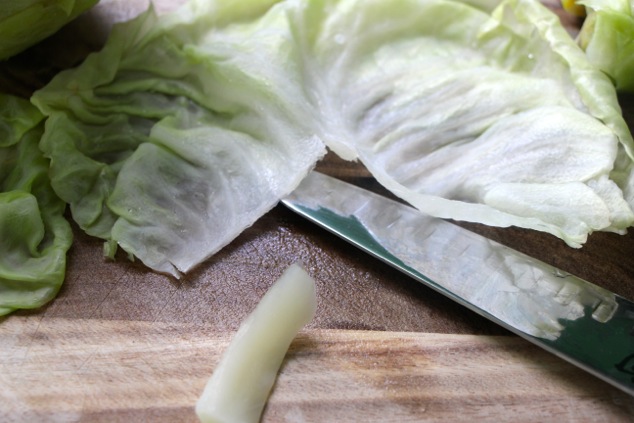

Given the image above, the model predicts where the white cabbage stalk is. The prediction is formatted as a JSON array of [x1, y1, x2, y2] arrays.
[[195, 262, 317, 423]]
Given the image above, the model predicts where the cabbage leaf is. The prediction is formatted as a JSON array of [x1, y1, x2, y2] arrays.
[[288, 0, 634, 246], [0, 94, 72, 316], [0, 0, 99, 61], [32, 0, 326, 277], [31, 0, 634, 279], [577, 0, 634, 92]]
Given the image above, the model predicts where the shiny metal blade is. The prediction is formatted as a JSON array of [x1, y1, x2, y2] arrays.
[[282, 171, 634, 396]]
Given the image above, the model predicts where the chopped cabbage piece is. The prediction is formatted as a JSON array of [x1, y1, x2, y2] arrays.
[[196, 262, 316, 423], [577, 0, 634, 92], [0, 94, 72, 316]]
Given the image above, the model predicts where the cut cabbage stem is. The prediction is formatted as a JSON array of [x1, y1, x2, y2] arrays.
[[195, 261, 317, 423]]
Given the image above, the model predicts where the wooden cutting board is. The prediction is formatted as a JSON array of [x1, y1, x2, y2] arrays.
[[2, 1, 634, 421], [4, 318, 634, 422], [2, 153, 634, 421]]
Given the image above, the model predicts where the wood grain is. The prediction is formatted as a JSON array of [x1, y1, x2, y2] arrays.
[[2, 317, 634, 422]]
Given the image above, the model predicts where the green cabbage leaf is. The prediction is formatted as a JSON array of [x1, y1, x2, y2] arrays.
[[577, 0, 634, 92], [31, 0, 634, 279], [31, 0, 326, 277], [0, 0, 99, 61], [0, 94, 72, 316]]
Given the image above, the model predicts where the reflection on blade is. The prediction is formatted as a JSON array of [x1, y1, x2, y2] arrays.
[[282, 171, 634, 396]]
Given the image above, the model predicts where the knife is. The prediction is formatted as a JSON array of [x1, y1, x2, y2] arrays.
[[281, 171, 634, 396]]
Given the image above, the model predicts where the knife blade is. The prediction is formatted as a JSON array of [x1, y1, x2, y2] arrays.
[[281, 171, 634, 396]]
